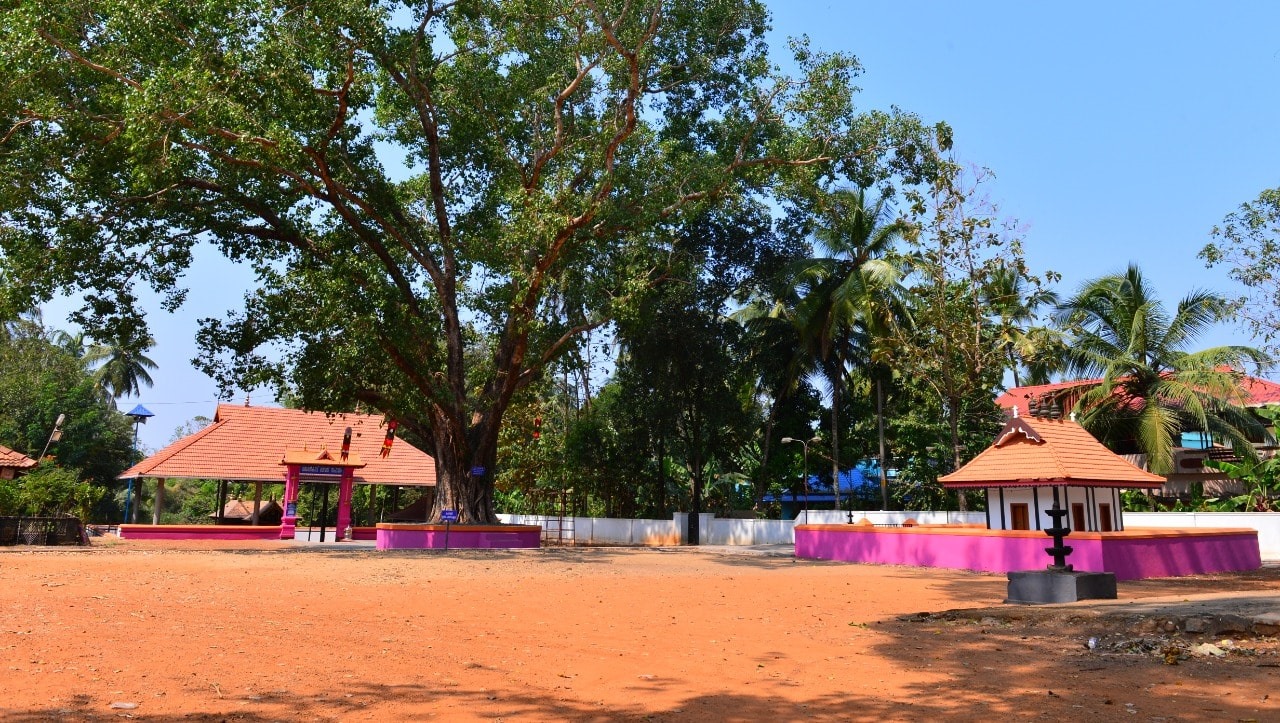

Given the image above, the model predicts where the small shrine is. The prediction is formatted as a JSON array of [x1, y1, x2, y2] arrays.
[[794, 406, 1262, 581], [938, 408, 1166, 534]]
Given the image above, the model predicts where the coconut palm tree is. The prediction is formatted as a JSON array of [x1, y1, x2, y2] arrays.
[[789, 188, 910, 507], [84, 333, 158, 399], [1054, 264, 1271, 474], [982, 261, 1059, 388]]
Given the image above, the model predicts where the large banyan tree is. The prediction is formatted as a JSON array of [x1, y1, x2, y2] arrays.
[[0, 0, 948, 523]]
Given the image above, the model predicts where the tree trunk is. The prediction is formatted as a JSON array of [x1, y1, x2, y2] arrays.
[[876, 377, 889, 510], [657, 433, 666, 516], [425, 407, 501, 525], [757, 412, 775, 509], [830, 367, 841, 511], [949, 399, 967, 512]]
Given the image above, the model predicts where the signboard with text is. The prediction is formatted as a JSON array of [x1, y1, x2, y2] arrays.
[[299, 465, 345, 477]]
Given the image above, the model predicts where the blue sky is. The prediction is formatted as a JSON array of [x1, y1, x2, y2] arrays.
[[45, 1, 1280, 451]]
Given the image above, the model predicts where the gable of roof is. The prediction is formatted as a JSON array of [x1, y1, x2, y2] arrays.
[[0, 444, 38, 470], [119, 404, 435, 486], [940, 416, 1165, 489]]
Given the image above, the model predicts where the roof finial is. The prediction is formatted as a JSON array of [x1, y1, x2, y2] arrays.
[[1069, 411, 1078, 422], [1012, 405, 1020, 418], [244, 391, 251, 407]]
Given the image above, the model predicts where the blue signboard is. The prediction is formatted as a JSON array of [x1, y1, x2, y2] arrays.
[[299, 465, 344, 476], [470, 466, 486, 477], [441, 509, 459, 523], [285, 502, 297, 517]]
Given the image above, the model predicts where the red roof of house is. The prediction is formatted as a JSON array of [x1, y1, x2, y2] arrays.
[[939, 415, 1166, 489], [997, 372, 1280, 411], [119, 404, 435, 486], [0, 444, 37, 470], [1241, 375, 1280, 405]]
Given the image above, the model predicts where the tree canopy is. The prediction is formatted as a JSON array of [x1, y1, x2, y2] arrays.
[[0, 0, 950, 522], [1201, 187, 1280, 353], [0, 316, 136, 518]]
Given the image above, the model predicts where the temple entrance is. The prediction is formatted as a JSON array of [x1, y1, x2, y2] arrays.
[[281, 449, 364, 541]]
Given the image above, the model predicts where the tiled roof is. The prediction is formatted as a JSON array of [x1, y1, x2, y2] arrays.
[[995, 380, 1096, 411], [1241, 375, 1280, 406], [940, 416, 1166, 489], [0, 444, 37, 470], [119, 404, 436, 486], [997, 371, 1280, 410]]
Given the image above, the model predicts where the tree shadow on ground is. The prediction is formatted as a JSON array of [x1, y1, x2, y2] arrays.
[[0, 679, 1058, 722]]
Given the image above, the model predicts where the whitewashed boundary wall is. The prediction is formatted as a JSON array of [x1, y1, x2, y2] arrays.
[[500, 511, 1280, 557], [1125, 512, 1280, 560], [499, 510, 985, 546]]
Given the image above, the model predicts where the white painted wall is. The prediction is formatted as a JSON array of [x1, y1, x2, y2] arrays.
[[499, 511, 1280, 559], [984, 486, 1125, 532], [1126, 512, 1280, 560]]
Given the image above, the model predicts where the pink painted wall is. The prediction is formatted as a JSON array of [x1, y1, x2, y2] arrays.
[[795, 525, 1260, 580], [1101, 533, 1263, 580], [376, 525, 541, 550], [119, 525, 282, 541]]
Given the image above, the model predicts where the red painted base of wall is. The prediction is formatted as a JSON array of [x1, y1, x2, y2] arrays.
[[795, 525, 1261, 581], [375, 523, 541, 550], [118, 524, 283, 541]]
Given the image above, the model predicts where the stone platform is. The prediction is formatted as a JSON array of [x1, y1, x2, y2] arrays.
[[118, 524, 282, 541], [795, 524, 1261, 580], [375, 523, 541, 550], [1006, 569, 1117, 604]]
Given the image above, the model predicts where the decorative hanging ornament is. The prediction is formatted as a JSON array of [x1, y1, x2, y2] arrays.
[[380, 420, 399, 458], [341, 426, 352, 461]]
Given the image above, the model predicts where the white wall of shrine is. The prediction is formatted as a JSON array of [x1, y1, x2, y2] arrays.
[[981, 485, 1127, 532]]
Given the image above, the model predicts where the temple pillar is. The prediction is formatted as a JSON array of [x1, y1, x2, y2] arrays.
[[336, 469, 355, 540], [152, 478, 165, 525], [281, 467, 301, 540]]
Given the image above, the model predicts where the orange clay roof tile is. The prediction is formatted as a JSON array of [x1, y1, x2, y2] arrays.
[[119, 404, 435, 486], [0, 444, 38, 469], [997, 372, 1280, 410], [940, 416, 1165, 489]]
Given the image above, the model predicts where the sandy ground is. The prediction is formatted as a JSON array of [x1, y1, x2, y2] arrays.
[[1, 538, 1278, 722]]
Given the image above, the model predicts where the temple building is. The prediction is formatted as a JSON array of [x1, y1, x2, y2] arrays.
[[939, 410, 1166, 532]]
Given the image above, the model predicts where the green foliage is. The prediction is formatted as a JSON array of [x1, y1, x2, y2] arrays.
[[83, 332, 158, 399], [1204, 457, 1280, 512], [1201, 187, 1280, 354], [1054, 264, 1271, 474], [0, 0, 947, 524], [0, 464, 102, 518], [0, 317, 137, 519]]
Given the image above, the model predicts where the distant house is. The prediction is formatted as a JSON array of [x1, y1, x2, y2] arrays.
[[997, 374, 1280, 497], [211, 498, 284, 526], [0, 444, 37, 481]]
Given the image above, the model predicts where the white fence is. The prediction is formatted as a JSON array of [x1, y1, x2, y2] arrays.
[[500, 510, 1280, 558], [499, 510, 986, 546], [1125, 512, 1280, 560]]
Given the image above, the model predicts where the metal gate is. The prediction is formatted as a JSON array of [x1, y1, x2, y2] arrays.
[[0, 517, 85, 546]]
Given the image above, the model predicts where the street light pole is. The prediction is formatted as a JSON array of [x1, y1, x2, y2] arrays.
[[782, 436, 821, 523], [124, 405, 154, 525], [38, 414, 66, 460]]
